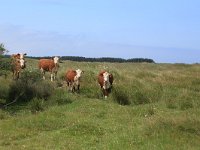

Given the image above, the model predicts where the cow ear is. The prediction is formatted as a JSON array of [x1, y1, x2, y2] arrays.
[[24, 53, 27, 56]]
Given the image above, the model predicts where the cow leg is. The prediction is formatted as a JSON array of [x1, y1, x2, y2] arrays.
[[50, 73, 54, 82], [12, 71, 15, 80], [16, 71, 20, 80], [43, 74, 45, 80], [103, 89, 108, 99], [76, 80, 80, 92], [68, 82, 73, 92], [72, 82, 75, 92], [72, 86, 75, 92], [67, 81, 70, 91], [66, 81, 69, 90], [13, 71, 19, 80], [70, 86, 73, 92], [73, 80, 80, 92], [40, 68, 45, 80], [54, 72, 57, 80]]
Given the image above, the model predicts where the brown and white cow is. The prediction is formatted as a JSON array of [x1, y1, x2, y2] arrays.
[[38, 56, 60, 82], [98, 70, 114, 98], [65, 69, 84, 92], [11, 54, 27, 80]]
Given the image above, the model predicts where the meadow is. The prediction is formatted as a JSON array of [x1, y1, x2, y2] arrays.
[[0, 58, 200, 149]]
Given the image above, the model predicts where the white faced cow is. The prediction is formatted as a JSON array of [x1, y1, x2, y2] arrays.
[[38, 56, 60, 81], [98, 70, 114, 98], [65, 69, 84, 92], [11, 53, 27, 80]]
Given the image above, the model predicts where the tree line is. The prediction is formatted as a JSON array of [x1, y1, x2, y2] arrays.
[[28, 56, 155, 63]]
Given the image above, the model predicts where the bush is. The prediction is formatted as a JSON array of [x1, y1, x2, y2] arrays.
[[180, 100, 193, 110], [29, 98, 45, 113], [33, 81, 54, 100], [0, 58, 11, 78], [0, 80, 9, 100], [129, 83, 163, 105], [111, 87, 131, 105], [19, 70, 41, 83], [0, 58, 11, 71], [133, 90, 150, 105], [165, 99, 177, 109], [7, 70, 54, 103], [0, 109, 9, 120], [144, 106, 155, 117], [48, 89, 73, 105]]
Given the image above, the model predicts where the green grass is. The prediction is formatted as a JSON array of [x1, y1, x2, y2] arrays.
[[0, 59, 200, 149]]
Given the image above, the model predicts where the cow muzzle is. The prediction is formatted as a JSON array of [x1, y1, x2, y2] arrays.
[[21, 65, 26, 69]]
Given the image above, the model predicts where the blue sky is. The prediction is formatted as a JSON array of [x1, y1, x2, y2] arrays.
[[0, 0, 200, 63]]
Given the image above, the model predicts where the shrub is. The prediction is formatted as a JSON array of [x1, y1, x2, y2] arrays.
[[29, 98, 45, 113], [0, 80, 9, 100], [8, 80, 30, 103], [0, 58, 11, 71], [178, 120, 200, 136], [0, 109, 9, 120], [165, 99, 177, 109], [33, 81, 54, 100], [7, 70, 54, 103], [133, 90, 150, 105], [180, 100, 193, 110], [20, 70, 41, 83], [0, 58, 11, 78], [48, 89, 73, 106], [111, 87, 131, 105], [144, 106, 155, 117]]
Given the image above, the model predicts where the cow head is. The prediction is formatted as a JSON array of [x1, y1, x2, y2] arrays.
[[53, 56, 59, 65], [17, 59, 26, 69], [12, 53, 27, 59], [74, 69, 84, 80], [19, 53, 27, 59], [103, 72, 111, 90]]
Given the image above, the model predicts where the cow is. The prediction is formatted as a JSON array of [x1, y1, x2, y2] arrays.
[[11, 57, 26, 80], [38, 56, 60, 82], [98, 70, 114, 98], [11, 53, 27, 80], [65, 69, 84, 92]]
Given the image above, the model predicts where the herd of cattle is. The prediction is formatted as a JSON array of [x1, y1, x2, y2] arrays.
[[10, 53, 114, 98]]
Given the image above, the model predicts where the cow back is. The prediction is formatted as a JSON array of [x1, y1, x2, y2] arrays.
[[11, 60, 20, 72], [39, 59, 55, 71], [66, 70, 77, 82]]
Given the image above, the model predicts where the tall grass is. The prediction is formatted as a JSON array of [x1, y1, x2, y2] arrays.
[[0, 59, 200, 149]]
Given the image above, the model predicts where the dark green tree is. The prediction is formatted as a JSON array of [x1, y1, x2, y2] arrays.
[[0, 43, 10, 75], [0, 43, 8, 56]]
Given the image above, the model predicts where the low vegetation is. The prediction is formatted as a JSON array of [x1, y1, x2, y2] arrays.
[[0, 57, 200, 149]]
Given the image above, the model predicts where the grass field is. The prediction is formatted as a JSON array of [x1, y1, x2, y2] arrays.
[[0, 58, 200, 149]]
